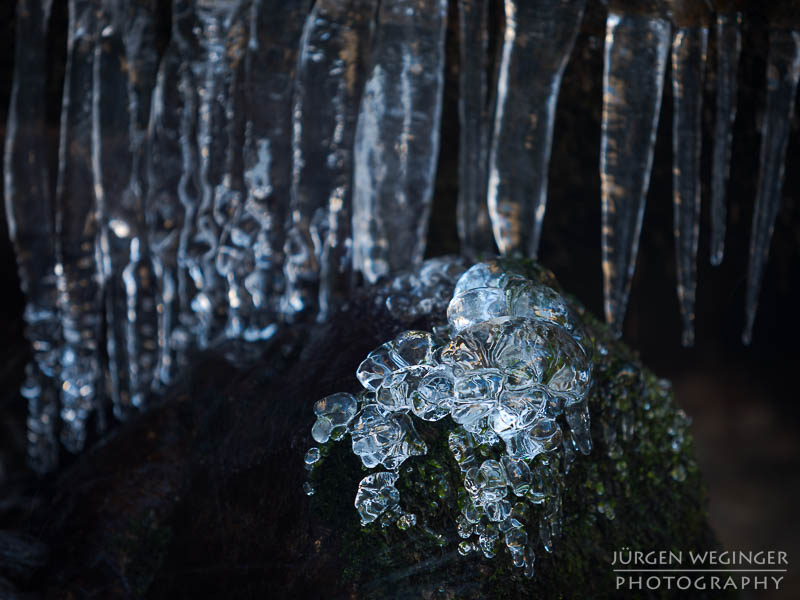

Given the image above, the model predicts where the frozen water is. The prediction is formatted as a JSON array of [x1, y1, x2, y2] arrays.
[[355, 471, 401, 525]]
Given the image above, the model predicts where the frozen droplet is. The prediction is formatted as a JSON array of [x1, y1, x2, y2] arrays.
[[355, 471, 401, 525], [304, 447, 321, 465]]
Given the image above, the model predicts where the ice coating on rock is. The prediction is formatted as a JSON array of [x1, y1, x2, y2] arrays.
[[447, 288, 507, 333], [379, 255, 468, 321], [600, 11, 671, 337], [671, 25, 708, 347], [308, 259, 593, 577], [743, 29, 800, 345], [351, 0, 447, 283], [487, 0, 586, 258]]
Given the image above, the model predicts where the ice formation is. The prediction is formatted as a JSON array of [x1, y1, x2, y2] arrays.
[[305, 259, 594, 577]]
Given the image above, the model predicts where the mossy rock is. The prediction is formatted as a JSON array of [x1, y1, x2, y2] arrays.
[[16, 260, 723, 599]]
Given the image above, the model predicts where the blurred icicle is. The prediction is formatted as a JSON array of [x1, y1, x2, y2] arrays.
[[743, 29, 800, 344], [4, 0, 60, 472], [456, 0, 494, 259], [93, 0, 160, 417], [284, 0, 378, 322], [55, 0, 104, 452], [710, 11, 742, 266], [670, 21, 708, 347], [599, 10, 670, 337], [487, 0, 586, 258], [234, 0, 311, 335], [147, 43, 188, 389], [352, 0, 448, 284], [180, 1, 249, 348]]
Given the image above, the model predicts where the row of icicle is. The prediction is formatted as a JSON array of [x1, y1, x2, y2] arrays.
[[4, 0, 798, 473]]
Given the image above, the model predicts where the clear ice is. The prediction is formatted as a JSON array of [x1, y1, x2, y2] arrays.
[[285, 0, 377, 321], [351, 0, 447, 283], [487, 0, 586, 258], [743, 29, 800, 345], [670, 23, 708, 347], [710, 11, 742, 266], [456, 0, 494, 258], [306, 259, 594, 577], [600, 11, 671, 337]]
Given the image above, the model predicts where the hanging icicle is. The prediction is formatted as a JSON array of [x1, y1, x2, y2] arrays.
[[352, 0, 448, 284], [4, 0, 60, 472], [456, 0, 494, 259], [284, 0, 378, 322], [710, 7, 742, 267], [232, 0, 311, 336], [743, 28, 800, 344], [600, 6, 671, 337], [487, 0, 586, 259], [55, 0, 105, 452], [670, 2, 709, 347], [93, 0, 160, 417]]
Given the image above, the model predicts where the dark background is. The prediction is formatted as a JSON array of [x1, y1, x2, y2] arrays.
[[0, 1, 798, 598]]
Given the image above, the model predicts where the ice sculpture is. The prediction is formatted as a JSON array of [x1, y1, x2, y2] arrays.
[[4, 0, 60, 472], [670, 5, 709, 347], [743, 28, 800, 344], [285, 0, 377, 321], [56, 0, 105, 452], [710, 8, 742, 266], [599, 8, 671, 337], [352, 0, 447, 283], [487, 0, 586, 258], [456, 0, 494, 259], [93, 0, 161, 415], [305, 259, 594, 577]]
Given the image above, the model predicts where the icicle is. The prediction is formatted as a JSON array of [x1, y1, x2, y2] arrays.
[[743, 29, 800, 344], [487, 0, 586, 259], [710, 11, 742, 266], [93, 0, 160, 417], [600, 10, 671, 337], [456, 0, 494, 259], [177, 1, 250, 348], [231, 0, 310, 334], [670, 18, 708, 347], [4, 0, 60, 472], [283, 0, 377, 321], [352, 0, 448, 284], [55, 0, 104, 452]]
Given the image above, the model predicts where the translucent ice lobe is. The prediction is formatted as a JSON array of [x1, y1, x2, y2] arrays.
[[671, 26, 708, 348], [456, 0, 494, 258], [743, 29, 800, 345], [4, 0, 60, 472], [355, 471, 400, 525], [56, 0, 104, 452], [352, 0, 447, 283], [487, 0, 586, 258], [600, 12, 670, 337], [93, 0, 160, 416], [710, 12, 742, 267], [285, 0, 377, 321]]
